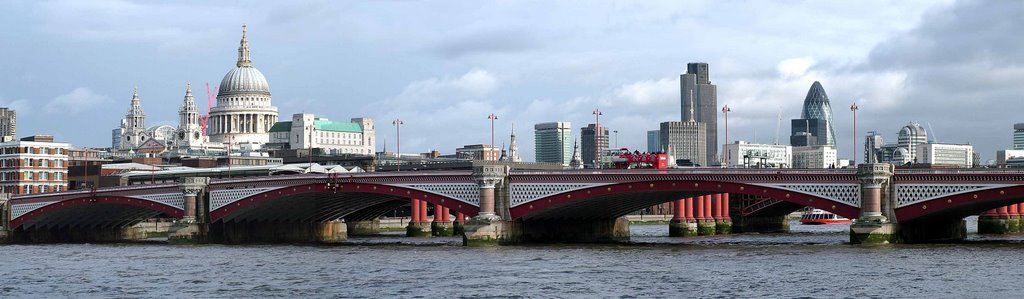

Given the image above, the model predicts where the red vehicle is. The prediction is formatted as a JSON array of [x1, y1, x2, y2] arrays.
[[611, 148, 669, 169]]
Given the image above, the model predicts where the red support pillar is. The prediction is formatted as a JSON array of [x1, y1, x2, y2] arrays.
[[703, 195, 712, 220], [998, 205, 1010, 217], [694, 196, 705, 220], [712, 194, 722, 220], [672, 199, 685, 221], [722, 193, 731, 220], [981, 209, 999, 216], [456, 212, 466, 224], [433, 203, 443, 222], [410, 198, 421, 224], [684, 197, 694, 221], [420, 200, 429, 224], [442, 206, 451, 222], [1009, 204, 1020, 217], [1018, 203, 1024, 216]]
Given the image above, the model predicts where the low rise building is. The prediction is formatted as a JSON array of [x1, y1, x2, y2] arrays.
[[723, 141, 792, 168], [455, 144, 500, 161], [268, 113, 375, 156], [916, 143, 973, 168], [0, 135, 69, 194], [793, 145, 837, 168]]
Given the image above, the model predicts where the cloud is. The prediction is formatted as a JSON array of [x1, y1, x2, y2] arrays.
[[0, 96, 32, 116], [390, 68, 499, 106], [431, 26, 543, 58], [44, 88, 112, 115]]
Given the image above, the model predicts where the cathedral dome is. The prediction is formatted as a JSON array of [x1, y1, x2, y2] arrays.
[[219, 66, 270, 96], [217, 24, 270, 97]]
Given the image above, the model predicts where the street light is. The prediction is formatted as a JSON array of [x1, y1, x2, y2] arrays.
[[722, 105, 731, 168], [487, 113, 498, 159], [307, 124, 315, 171], [392, 119, 403, 171], [593, 109, 603, 168], [851, 102, 859, 166]]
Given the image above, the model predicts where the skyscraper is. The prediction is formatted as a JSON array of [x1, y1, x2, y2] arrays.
[[665, 90, 708, 166], [0, 108, 15, 141], [864, 131, 884, 163], [534, 122, 573, 165], [790, 81, 836, 147], [1014, 123, 1024, 150], [647, 130, 661, 153], [581, 124, 609, 168], [680, 62, 718, 165]]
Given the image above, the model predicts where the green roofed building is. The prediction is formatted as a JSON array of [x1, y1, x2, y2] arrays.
[[269, 113, 375, 155]]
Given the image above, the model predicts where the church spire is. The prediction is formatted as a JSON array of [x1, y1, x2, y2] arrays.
[[508, 122, 521, 162], [687, 89, 695, 123], [237, 24, 252, 67]]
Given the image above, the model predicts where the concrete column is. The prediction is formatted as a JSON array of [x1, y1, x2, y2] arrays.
[[850, 163, 897, 244], [406, 198, 430, 237], [703, 195, 712, 220], [722, 193, 731, 220], [431, 203, 453, 236]]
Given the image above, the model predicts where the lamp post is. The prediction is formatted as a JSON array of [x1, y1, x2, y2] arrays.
[[721, 105, 731, 168], [487, 113, 498, 159], [307, 124, 315, 170], [392, 119, 403, 171], [851, 102, 859, 166], [592, 109, 602, 168]]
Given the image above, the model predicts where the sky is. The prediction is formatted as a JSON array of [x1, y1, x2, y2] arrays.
[[1, 0, 1021, 162]]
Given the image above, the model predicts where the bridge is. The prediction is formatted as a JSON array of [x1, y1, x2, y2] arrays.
[[2, 163, 1024, 245]]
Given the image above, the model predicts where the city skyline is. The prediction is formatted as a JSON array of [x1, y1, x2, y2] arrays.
[[1, 0, 1021, 161]]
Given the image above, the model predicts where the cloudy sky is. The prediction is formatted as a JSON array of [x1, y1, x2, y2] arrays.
[[1, 0, 1020, 162]]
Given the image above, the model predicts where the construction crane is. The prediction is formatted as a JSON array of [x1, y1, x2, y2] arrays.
[[201, 83, 217, 136]]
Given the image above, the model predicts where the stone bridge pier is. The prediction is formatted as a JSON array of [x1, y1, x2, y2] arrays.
[[1, 194, 10, 243], [462, 165, 631, 246], [168, 177, 211, 244], [850, 164, 967, 244]]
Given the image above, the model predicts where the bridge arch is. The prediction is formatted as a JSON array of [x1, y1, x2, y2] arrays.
[[11, 196, 183, 230], [896, 185, 1024, 221], [209, 182, 479, 223], [510, 180, 859, 220]]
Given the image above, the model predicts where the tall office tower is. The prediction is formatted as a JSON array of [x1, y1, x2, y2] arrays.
[[534, 122, 573, 165], [898, 121, 928, 163], [680, 62, 718, 165], [0, 108, 15, 141], [790, 81, 836, 147], [647, 130, 661, 153], [660, 121, 706, 166], [864, 131, 884, 163], [1015, 121, 1024, 149], [581, 124, 609, 168]]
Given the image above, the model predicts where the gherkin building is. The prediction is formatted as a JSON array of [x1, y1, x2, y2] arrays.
[[799, 81, 836, 146]]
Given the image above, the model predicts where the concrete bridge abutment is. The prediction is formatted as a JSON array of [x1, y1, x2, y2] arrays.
[[346, 219, 381, 236]]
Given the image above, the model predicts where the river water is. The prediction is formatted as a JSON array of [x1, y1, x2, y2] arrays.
[[3, 216, 1024, 298]]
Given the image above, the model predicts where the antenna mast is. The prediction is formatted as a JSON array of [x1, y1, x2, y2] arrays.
[[774, 106, 782, 144], [927, 122, 937, 143]]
